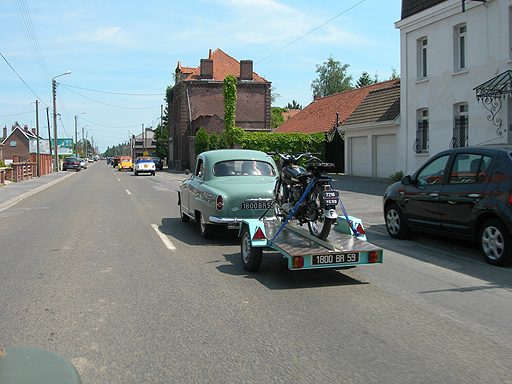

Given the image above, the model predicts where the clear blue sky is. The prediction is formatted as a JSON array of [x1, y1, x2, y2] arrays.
[[1, 0, 401, 153]]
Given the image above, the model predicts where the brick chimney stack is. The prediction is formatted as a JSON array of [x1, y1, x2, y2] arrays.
[[24, 125, 29, 133], [3, 126, 6, 140], [200, 58, 213, 80], [240, 60, 253, 81]]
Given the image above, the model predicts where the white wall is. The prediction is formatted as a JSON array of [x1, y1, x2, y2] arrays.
[[396, 0, 512, 175]]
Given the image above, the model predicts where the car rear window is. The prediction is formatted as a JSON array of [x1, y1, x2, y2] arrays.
[[213, 160, 276, 177]]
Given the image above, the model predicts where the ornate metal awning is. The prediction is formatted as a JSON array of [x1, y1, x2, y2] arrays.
[[473, 70, 512, 136]]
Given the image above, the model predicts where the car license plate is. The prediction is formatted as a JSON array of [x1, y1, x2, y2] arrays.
[[323, 190, 339, 205], [242, 200, 274, 210], [311, 253, 359, 265]]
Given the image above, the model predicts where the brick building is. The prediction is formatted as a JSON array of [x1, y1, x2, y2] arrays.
[[169, 49, 271, 170], [2, 124, 38, 163]]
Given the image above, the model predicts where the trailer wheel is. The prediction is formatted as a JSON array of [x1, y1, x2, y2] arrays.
[[241, 226, 262, 272]]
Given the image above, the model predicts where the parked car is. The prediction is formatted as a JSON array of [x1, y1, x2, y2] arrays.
[[152, 157, 163, 170], [383, 145, 512, 266], [134, 157, 156, 176], [118, 156, 132, 171], [79, 158, 87, 169], [178, 149, 278, 238], [62, 157, 81, 172]]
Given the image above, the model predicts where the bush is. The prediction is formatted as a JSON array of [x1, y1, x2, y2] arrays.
[[390, 170, 403, 181]]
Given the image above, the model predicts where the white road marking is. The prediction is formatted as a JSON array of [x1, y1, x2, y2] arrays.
[[117, 178, 121, 181], [125, 189, 131, 195], [151, 224, 176, 251]]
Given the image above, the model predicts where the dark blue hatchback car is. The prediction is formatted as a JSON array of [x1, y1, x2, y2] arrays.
[[383, 145, 512, 266]]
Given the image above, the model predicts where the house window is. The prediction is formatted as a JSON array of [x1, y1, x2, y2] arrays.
[[414, 109, 429, 153], [452, 104, 469, 148], [455, 24, 467, 71], [418, 37, 428, 80], [9, 140, 17, 147]]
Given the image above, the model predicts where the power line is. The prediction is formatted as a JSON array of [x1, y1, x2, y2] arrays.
[[12, 0, 52, 83], [255, 0, 367, 64], [59, 84, 162, 110], [0, 52, 48, 107], [60, 83, 164, 96]]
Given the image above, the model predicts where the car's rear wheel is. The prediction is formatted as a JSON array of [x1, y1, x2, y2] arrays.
[[479, 218, 511, 266], [199, 212, 213, 239], [241, 226, 262, 272], [385, 203, 409, 239]]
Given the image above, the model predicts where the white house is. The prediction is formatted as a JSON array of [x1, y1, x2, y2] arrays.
[[396, 0, 512, 175]]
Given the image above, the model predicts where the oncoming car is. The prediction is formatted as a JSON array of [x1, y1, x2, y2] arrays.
[[178, 149, 277, 238], [134, 157, 156, 176]]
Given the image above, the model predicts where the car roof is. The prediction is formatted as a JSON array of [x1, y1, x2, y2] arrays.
[[199, 149, 276, 164]]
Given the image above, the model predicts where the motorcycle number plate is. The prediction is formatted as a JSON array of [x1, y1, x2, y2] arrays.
[[322, 190, 339, 205]]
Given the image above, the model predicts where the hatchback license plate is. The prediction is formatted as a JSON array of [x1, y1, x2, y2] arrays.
[[242, 201, 274, 210], [311, 253, 359, 265]]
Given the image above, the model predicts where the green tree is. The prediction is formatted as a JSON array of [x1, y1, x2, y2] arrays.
[[209, 132, 220, 150], [356, 71, 375, 88], [271, 107, 286, 129], [389, 67, 399, 79], [154, 123, 168, 159], [223, 75, 237, 147], [311, 55, 353, 98], [285, 100, 303, 110], [194, 127, 210, 157]]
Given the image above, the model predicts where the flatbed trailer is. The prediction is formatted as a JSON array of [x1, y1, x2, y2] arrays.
[[239, 216, 383, 272]]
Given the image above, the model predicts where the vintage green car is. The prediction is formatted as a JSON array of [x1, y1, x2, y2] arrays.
[[177, 149, 278, 238]]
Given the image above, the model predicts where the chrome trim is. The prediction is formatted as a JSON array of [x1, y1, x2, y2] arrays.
[[209, 216, 243, 224]]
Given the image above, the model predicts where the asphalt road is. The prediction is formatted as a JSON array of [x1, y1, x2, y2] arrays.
[[1, 163, 511, 383]]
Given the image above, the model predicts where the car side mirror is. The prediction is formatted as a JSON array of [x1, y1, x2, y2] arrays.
[[184, 169, 190, 175], [401, 175, 412, 185]]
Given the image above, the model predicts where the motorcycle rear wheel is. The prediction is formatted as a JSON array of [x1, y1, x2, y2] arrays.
[[308, 217, 335, 240]]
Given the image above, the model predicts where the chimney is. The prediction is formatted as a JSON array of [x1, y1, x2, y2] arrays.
[[32, 128, 36, 135], [240, 60, 253, 81], [314, 95, 321, 102], [24, 125, 29, 132], [3, 126, 6, 140], [200, 58, 213, 79]]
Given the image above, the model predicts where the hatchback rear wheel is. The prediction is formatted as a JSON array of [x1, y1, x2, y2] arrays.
[[479, 218, 511, 266]]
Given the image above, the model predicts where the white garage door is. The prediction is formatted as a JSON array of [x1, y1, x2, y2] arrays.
[[376, 134, 396, 178], [351, 137, 368, 176]]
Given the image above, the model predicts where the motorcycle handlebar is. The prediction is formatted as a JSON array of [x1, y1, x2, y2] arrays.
[[267, 151, 321, 162]]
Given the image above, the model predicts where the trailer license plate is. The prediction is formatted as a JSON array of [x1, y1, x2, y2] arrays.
[[311, 253, 359, 265], [323, 190, 339, 205], [242, 201, 274, 210]]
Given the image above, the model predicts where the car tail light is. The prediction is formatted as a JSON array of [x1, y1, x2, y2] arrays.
[[368, 252, 379, 263], [509, 192, 512, 205], [216, 195, 223, 211], [293, 256, 304, 268], [252, 227, 266, 240]]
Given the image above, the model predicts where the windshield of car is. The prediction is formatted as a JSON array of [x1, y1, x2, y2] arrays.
[[121, 159, 131, 163], [212, 160, 275, 177]]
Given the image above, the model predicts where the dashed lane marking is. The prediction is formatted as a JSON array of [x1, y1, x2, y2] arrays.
[[125, 189, 131, 195], [151, 224, 176, 251]]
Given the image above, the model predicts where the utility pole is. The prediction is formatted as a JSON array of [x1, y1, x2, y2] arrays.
[[51, 71, 71, 172], [46, 107, 52, 163], [35, 100, 40, 177]]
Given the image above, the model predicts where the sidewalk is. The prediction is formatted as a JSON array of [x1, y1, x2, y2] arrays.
[[0, 166, 394, 232], [0, 171, 74, 212]]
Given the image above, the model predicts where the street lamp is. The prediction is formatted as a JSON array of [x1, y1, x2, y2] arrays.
[[74, 112, 86, 157], [52, 70, 71, 172]]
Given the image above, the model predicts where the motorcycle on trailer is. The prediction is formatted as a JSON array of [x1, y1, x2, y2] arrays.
[[269, 152, 339, 240]]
